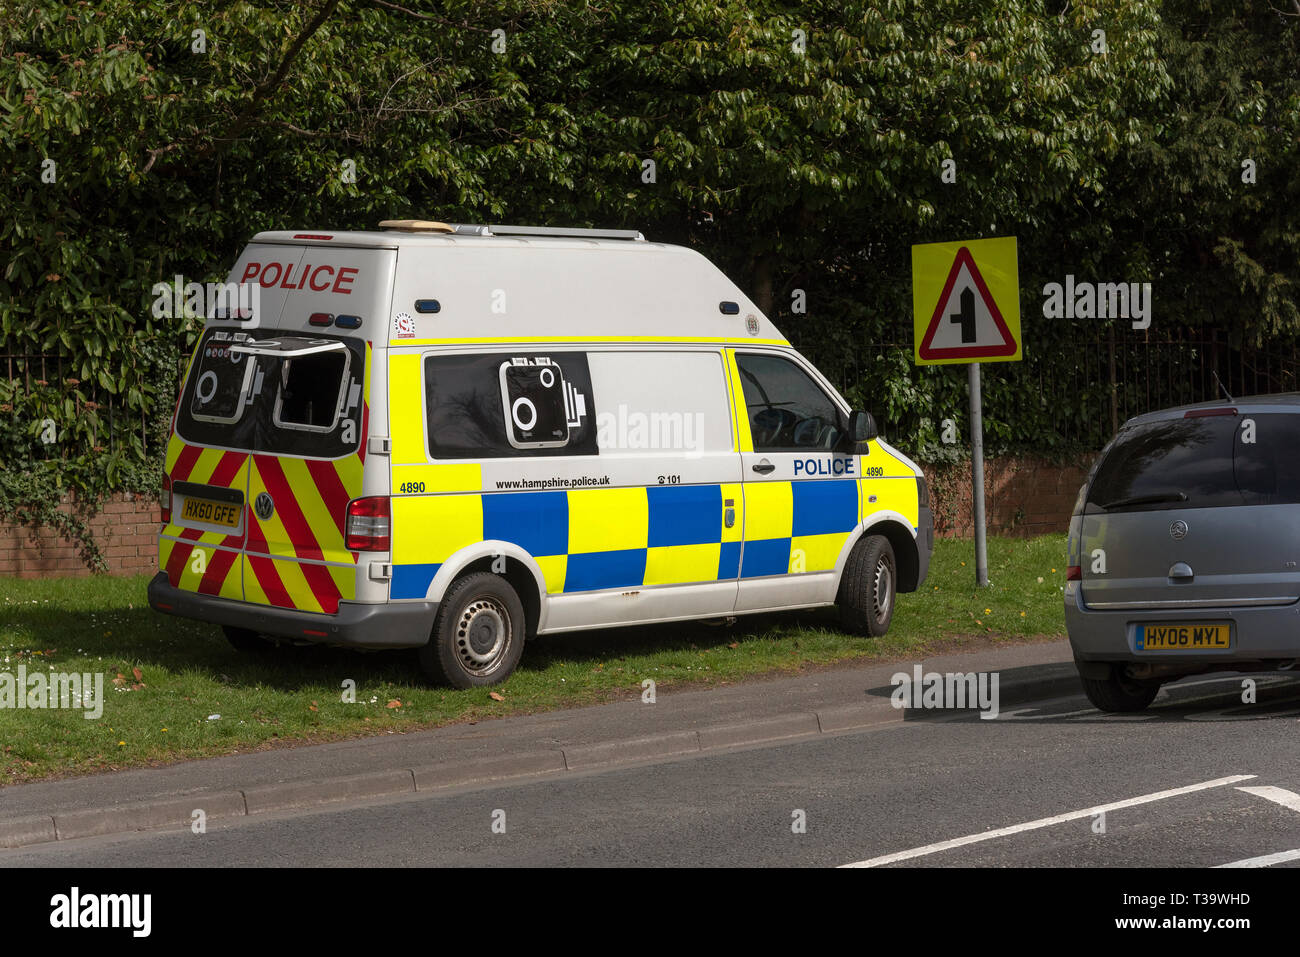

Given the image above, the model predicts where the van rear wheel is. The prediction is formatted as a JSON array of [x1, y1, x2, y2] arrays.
[[1081, 666, 1161, 713], [838, 534, 896, 637], [420, 572, 525, 688]]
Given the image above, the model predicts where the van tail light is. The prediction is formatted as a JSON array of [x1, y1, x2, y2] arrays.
[[346, 497, 390, 551], [1066, 565, 1082, 581], [161, 474, 172, 524]]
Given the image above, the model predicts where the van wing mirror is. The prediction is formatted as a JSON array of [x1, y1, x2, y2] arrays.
[[842, 410, 878, 449]]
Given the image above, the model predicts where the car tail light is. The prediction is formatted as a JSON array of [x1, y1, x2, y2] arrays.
[[161, 474, 172, 524], [1184, 407, 1237, 418], [346, 497, 390, 551], [1066, 565, 1081, 581]]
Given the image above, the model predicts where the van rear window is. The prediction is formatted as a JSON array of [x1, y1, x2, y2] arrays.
[[274, 349, 350, 432], [1087, 412, 1300, 511], [176, 330, 364, 459]]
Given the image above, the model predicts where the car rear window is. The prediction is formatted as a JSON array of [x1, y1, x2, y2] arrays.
[[1086, 411, 1300, 512]]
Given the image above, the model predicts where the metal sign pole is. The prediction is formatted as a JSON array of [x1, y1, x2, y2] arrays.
[[968, 362, 989, 587]]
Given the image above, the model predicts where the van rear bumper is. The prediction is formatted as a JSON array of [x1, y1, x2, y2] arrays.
[[1065, 580, 1300, 665], [147, 573, 435, 649]]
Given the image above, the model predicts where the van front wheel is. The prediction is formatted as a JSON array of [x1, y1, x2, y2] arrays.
[[838, 534, 896, 637], [420, 572, 526, 688]]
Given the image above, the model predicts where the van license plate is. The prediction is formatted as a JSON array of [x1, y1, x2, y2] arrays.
[[181, 497, 242, 528], [1136, 623, 1231, 651]]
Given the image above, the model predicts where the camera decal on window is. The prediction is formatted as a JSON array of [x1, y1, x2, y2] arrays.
[[190, 332, 255, 425], [499, 356, 589, 449]]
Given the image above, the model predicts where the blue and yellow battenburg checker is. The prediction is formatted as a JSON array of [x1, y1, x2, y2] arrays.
[[389, 472, 919, 601]]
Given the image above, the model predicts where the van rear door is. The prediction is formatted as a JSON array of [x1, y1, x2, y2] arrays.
[[238, 336, 368, 615], [1079, 410, 1300, 610], [166, 241, 394, 614], [160, 339, 254, 602]]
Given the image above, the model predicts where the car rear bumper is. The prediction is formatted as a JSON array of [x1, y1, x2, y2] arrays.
[[1064, 580, 1300, 665], [147, 572, 435, 649]]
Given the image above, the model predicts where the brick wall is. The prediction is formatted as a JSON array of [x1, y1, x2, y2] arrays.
[[0, 492, 160, 579], [926, 454, 1099, 538]]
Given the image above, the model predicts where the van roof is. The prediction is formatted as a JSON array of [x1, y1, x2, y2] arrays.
[[251, 222, 650, 249], [242, 225, 787, 346]]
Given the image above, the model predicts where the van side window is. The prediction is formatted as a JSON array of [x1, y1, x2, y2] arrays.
[[735, 353, 844, 452], [587, 351, 734, 454], [424, 352, 598, 459]]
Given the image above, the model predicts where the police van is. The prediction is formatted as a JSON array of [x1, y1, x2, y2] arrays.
[[147, 222, 933, 687]]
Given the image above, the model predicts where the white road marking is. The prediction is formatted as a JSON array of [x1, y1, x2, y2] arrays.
[[1216, 847, 1300, 869], [839, 774, 1257, 868], [1213, 789, 1300, 867], [1236, 785, 1300, 813]]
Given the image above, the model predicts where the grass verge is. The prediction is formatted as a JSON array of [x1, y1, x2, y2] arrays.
[[0, 534, 1066, 784]]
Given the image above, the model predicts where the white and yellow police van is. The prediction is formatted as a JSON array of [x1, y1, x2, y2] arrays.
[[148, 222, 933, 686]]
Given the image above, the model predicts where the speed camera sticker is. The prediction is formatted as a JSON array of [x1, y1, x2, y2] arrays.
[[499, 357, 587, 449]]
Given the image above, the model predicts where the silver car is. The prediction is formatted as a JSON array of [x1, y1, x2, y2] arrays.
[[1065, 395, 1300, 711]]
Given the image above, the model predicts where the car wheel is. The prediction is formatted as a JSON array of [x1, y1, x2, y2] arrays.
[[838, 534, 897, 637], [222, 625, 273, 653], [420, 572, 526, 688], [1080, 665, 1161, 713]]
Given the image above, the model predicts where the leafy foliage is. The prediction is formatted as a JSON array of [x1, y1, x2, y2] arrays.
[[0, 0, 1296, 551]]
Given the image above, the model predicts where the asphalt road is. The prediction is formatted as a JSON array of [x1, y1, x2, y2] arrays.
[[5, 673, 1300, 868]]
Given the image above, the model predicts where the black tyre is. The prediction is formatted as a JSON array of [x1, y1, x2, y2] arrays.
[[838, 534, 897, 637], [222, 625, 273, 653], [419, 572, 526, 688], [1080, 666, 1161, 713]]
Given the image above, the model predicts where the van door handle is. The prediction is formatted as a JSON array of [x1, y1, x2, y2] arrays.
[[752, 460, 775, 475]]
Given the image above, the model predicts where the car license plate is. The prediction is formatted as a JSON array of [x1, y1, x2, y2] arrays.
[[1136, 622, 1231, 651], [180, 496, 242, 528]]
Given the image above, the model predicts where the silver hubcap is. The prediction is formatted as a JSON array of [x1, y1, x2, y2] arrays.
[[456, 598, 510, 673], [873, 558, 893, 621]]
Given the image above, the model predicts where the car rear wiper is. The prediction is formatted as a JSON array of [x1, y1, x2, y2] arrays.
[[1097, 491, 1188, 510]]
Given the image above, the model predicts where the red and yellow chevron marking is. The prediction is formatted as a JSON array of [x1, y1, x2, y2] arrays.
[[240, 342, 370, 615], [160, 439, 250, 596], [160, 537, 243, 600], [156, 342, 371, 616]]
